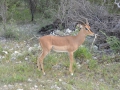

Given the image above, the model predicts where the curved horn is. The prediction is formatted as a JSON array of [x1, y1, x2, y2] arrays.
[[85, 18, 89, 25], [77, 21, 85, 25]]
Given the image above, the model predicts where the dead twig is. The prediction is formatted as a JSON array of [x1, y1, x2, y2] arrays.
[[91, 34, 98, 50]]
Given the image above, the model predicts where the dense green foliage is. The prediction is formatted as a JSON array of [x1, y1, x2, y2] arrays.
[[74, 46, 92, 60], [107, 36, 120, 52], [101, 31, 120, 52], [1, 0, 119, 22], [2, 0, 60, 22]]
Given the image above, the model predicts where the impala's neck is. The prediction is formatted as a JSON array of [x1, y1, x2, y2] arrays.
[[75, 29, 87, 46]]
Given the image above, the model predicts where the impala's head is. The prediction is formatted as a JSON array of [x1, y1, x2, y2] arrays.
[[76, 20, 95, 36]]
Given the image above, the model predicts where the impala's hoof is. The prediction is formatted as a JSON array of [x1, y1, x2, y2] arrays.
[[43, 72, 46, 75], [71, 73, 73, 76]]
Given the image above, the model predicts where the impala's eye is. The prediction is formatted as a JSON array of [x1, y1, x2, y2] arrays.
[[85, 28, 88, 30]]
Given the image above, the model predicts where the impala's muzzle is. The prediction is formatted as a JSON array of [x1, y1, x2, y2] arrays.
[[92, 33, 95, 36], [89, 31, 95, 36]]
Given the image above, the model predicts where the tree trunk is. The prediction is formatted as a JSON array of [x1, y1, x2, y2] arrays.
[[29, 0, 37, 21]]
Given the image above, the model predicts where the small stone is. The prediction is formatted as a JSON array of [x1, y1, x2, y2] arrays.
[[93, 45, 98, 51], [59, 79, 62, 82], [93, 56, 97, 60], [28, 78, 32, 82], [25, 57, 28, 61], [34, 85, 38, 88], [3, 85, 7, 87], [2, 51, 8, 54], [17, 89, 23, 90]]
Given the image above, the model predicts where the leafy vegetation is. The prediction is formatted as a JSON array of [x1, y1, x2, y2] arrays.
[[1, 22, 21, 40], [106, 36, 120, 52], [101, 31, 120, 52], [74, 46, 92, 60]]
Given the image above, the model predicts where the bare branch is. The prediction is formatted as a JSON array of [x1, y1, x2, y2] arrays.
[[114, 0, 120, 8]]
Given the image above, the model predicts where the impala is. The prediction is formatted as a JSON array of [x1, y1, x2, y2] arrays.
[[37, 20, 95, 75]]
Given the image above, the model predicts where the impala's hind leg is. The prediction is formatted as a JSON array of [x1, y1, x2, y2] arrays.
[[37, 51, 49, 75]]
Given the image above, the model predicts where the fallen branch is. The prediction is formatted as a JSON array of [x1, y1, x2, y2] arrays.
[[91, 34, 98, 49]]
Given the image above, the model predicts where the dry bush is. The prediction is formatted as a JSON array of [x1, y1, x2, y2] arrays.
[[56, 0, 108, 30]]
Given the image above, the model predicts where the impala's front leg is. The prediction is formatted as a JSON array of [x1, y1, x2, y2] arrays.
[[69, 52, 74, 75], [38, 51, 48, 75]]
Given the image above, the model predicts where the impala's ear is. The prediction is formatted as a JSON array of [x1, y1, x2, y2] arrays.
[[76, 24, 83, 29], [79, 24, 83, 28]]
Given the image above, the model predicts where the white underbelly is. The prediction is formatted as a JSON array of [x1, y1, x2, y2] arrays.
[[52, 46, 68, 52]]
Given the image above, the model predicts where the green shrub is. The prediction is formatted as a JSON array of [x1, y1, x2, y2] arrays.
[[100, 31, 120, 52], [4, 28, 19, 39], [74, 46, 92, 60], [13, 9, 30, 21], [3, 19, 20, 39], [88, 59, 98, 70], [8, 1, 31, 21], [106, 36, 120, 52], [44, 53, 58, 71]]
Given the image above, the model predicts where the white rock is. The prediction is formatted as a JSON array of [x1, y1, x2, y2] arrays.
[[2, 51, 8, 54], [59, 79, 62, 82], [93, 56, 97, 60], [65, 28, 72, 33], [76, 62, 81, 68], [34, 85, 38, 88], [34, 44, 38, 47], [28, 47, 33, 52], [54, 30, 64, 36], [11, 51, 22, 60], [8, 84, 14, 88], [3, 85, 7, 87], [25, 57, 28, 61], [2, 56, 5, 59], [14, 51, 19, 54], [16, 61, 22, 64], [13, 51, 22, 56], [93, 45, 98, 51], [28, 78, 32, 82], [17, 89, 23, 90], [51, 84, 61, 90]]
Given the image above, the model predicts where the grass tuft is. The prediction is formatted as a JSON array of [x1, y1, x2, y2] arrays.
[[44, 53, 59, 71], [74, 46, 92, 60], [88, 59, 98, 70]]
